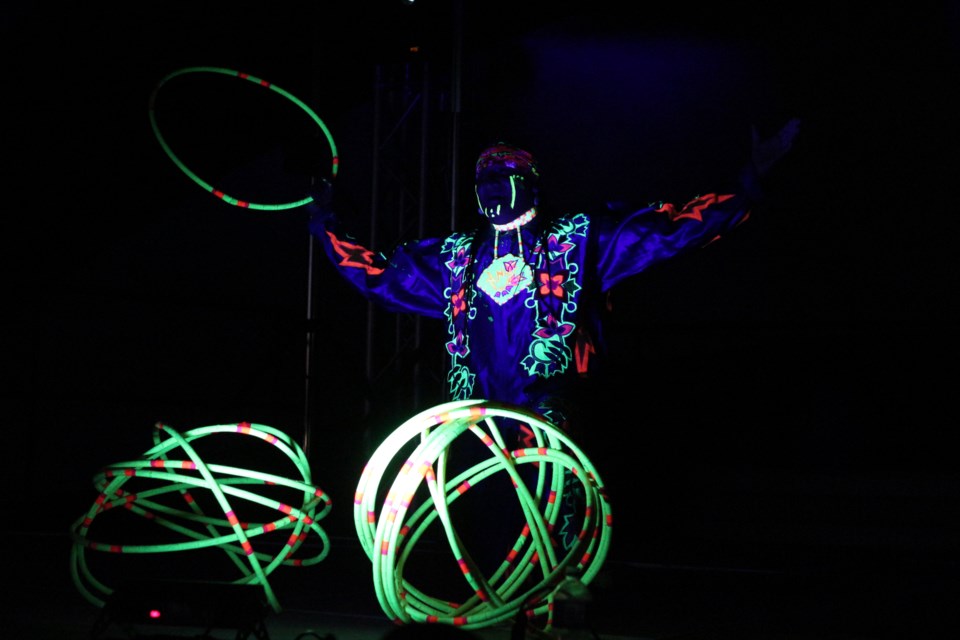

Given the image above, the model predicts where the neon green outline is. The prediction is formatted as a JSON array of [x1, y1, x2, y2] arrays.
[[354, 399, 612, 631], [148, 66, 338, 211], [69, 421, 332, 614]]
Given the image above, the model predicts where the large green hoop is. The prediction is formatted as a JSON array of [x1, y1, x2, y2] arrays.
[[354, 399, 613, 630], [148, 66, 338, 211]]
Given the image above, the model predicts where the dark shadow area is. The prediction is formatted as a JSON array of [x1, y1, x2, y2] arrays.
[[4, 2, 959, 638]]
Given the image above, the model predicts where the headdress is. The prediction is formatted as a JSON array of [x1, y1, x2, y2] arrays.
[[475, 143, 540, 181]]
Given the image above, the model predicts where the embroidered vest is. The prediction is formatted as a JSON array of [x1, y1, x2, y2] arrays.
[[439, 213, 591, 400]]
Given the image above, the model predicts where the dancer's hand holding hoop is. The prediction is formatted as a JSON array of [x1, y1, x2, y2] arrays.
[[304, 177, 336, 226], [149, 66, 339, 212]]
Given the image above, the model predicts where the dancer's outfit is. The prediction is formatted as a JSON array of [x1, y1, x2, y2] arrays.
[[308, 162, 761, 433], [308, 143, 762, 556]]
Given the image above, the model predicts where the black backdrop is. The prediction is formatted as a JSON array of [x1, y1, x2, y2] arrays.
[[4, 1, 959, 588]]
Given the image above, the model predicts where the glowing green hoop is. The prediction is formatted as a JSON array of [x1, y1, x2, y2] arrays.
[[69, 421, 332, 614], [355, 399, 613, 631], [148, 66, 339, 211]]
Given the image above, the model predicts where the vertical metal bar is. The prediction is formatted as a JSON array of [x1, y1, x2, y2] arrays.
[[366, 64, 383, 419], [449, 0, 464, 232], [302, 228, 316, 456], [413, 62, 431, 410]]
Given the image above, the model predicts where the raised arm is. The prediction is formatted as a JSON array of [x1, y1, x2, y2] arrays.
[[304, 178, 448, 319]]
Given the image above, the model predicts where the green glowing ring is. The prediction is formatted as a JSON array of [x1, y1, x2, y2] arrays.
[[148, 66, 338, 210], [354, 399, 612, 631], [68, 421, 332, 614]]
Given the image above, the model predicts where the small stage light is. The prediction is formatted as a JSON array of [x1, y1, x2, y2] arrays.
[[91, 579, 271, 640]]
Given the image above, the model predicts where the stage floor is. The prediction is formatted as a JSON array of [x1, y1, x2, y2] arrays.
[[7, 528, 954, 640]]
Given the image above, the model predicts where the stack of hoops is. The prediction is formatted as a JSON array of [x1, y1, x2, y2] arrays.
[[353, 399, 613, 631]]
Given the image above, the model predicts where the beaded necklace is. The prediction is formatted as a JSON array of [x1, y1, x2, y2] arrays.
[[479, 208, 538, 305], [491, 208, 537, 260]]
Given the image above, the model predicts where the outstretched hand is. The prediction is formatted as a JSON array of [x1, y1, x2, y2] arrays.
[[307, 177, 333, 207], [751, 117, 801, 177], [304, 176, 336, 225]]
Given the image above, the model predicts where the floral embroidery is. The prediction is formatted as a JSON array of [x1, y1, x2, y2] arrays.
[[544, 234, 575, 256], [537, 270, 568, 299], [447, 364, 475, 401], [439, 214, 590, 399], [522, 214, 588, 378], [445, 330, 468, 357], [533, 313, 574, 340], [522, 333, 573, 378], [442, 233, 478, 400], [450, 287, 467, 318]]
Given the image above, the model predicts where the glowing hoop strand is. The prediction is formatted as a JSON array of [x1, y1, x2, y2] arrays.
[[371, 405, 601, 628], [354, 399, 612, 631], [69, 421, 332, 614], [148, 66, 339, 210]]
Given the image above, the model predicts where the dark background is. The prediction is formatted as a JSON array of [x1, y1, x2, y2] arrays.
[[3, 0, 959, 630]]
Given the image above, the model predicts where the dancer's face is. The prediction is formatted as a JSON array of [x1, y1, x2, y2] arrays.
[[475, 166, 538, 225]]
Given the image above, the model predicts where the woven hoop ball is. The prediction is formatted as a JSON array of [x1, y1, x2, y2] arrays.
[[69, 421, 332, 614], [354, 399, 612, 631]]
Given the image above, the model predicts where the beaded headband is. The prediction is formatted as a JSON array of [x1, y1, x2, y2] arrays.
[[475, 143, 540, 181]]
